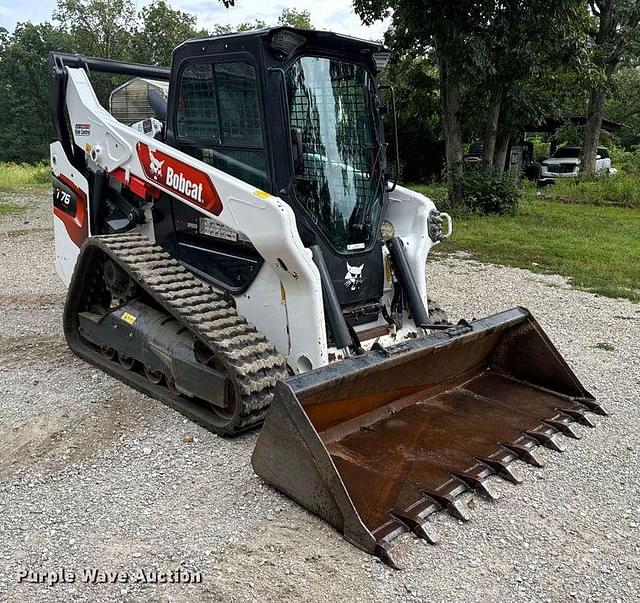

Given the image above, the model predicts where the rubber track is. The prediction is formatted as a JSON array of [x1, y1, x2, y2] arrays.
[[69, 233, 288, 434]]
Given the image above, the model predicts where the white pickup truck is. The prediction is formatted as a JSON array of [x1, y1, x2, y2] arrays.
[[538, 146, 616, 185]]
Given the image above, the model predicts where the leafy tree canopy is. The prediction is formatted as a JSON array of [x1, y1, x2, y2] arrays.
[[132, 0, 205, 66], [0, 1, 313, 162], [278, 8, 313, 29]]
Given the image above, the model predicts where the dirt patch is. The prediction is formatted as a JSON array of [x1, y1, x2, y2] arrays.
[[0, 335, 70, 369], [0, 392, 141, 478], [0, 292, 66, 310], [211, 523, 351, 600]]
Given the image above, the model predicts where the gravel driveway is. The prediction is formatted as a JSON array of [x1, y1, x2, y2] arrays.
[[1, 191, 638, 602]]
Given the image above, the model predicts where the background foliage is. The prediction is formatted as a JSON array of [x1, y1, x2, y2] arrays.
[[0, 1, 312, 163], [1, 0, 639, 215]]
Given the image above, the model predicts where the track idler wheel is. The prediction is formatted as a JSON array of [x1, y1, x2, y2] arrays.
[[118, 354, 135, 370], [103, 258, 136, 300], [100, 345, 115, 360], [144, 367, 164, 385]]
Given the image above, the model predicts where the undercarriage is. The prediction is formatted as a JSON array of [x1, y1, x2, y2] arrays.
[[64, 233, 287, 435]]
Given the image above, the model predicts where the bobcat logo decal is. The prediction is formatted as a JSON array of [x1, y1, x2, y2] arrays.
[[136, 142, 223, 215], [149, 149, 164, 180], [344, 263, 364, 291]]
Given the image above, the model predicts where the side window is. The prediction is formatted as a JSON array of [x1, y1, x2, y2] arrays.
[[597, 148, 609, 159], [215, 62, 263, 147], [176, 60, 267, 189], [177, 64, 220, 141]]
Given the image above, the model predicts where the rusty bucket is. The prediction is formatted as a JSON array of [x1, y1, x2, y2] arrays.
[[251, 307, 606, 567]]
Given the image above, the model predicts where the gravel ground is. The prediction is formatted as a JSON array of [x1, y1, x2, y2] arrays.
[[0, 191, 638, 602]]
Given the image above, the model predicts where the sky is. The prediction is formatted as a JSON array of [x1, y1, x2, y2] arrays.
[[0, 0, 389, 41]]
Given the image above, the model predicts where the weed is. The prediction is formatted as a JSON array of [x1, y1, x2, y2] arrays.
[[0, 162, 50, 192], [595, 342, 615, 352], [0, 202, 25, 216]]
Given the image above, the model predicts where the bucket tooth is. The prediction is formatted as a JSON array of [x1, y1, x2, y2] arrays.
[[423, 491, 472, 522], [578, 398, 609, 417], [501, 442, 545, 468], [476, 457, 523, 484], [543, 419, 581, 440], [452, 472, 499, 500], [390, 509, 439, 544], [525, 429, 565, 452], [374, 541, 400, 569], [559, 408, 596, 428]]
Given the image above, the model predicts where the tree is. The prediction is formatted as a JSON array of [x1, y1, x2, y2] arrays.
[[382, 54, 443, 181], [0, 22, 74, 162], [53, 0, 141, 108], [355, 0, 591, 202], [278, 8, 313, 29], [358, 2, 539, 203], [211, 20, 267, 36], [358, 2, 490, 204], [53, 0, 137, 59], [476, 1, 590, 173], [607, 66, 640, 148], [581, 1, 640, 174], [211, 8, 312, 36], [132, 1, 204, 66]]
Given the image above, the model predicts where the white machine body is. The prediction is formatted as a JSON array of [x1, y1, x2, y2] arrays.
[[52, 66, 451, 373]]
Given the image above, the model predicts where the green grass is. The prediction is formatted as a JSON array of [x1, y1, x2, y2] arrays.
[[0, 162, 50, 192], [541, 174, 640, 208], [0, 202, 24, 215], [419, 191, 640, 302]]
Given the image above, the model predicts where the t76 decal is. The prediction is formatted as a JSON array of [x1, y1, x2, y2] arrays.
[[51, 174, 88, 247], [136, 142, 223, 216]]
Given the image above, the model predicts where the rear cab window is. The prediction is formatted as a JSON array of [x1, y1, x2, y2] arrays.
[[176, 60, 268, 190]]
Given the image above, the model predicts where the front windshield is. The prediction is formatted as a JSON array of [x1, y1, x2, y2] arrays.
[[286, 56, 384, 253], [553, 147, 580, 159]]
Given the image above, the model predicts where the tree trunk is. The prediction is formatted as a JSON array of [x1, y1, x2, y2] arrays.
[[582, 2, 619, 176], [437, 51, 464, 206], [493, 131, 511, 175], [482, 85, 504, 171], [582, 88, 605, 176]]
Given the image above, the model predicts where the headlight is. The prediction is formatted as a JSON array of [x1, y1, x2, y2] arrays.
[[428, 209, 452, 242], [380, 220, 395, 241]]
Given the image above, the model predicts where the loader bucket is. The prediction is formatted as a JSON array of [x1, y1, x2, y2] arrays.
[[252, 307, 607, 566]]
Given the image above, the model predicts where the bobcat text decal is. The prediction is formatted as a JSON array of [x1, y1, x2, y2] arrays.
[[136, 142, 223, 215]]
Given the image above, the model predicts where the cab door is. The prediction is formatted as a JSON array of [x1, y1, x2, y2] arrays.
[[158, 54, 269, 293]]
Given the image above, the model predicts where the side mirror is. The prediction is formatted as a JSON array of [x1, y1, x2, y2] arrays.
[[291, 127, 304, 175]]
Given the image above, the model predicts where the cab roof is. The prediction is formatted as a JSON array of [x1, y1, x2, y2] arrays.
[[174, 27, 388, 64], [185, 26, 384, 49]]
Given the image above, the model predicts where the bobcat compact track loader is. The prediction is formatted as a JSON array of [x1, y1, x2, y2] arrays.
[[48, 27, 606, 566]]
